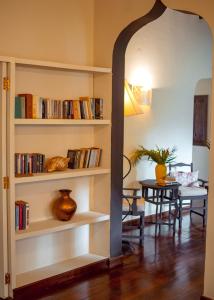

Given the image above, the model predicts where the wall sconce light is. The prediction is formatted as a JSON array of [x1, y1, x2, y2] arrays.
[[124, 80, 152, 116]]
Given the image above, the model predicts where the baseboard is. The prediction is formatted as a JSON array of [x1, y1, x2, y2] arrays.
[[13, 258, 109, 300], [201, 296, 213, 300], [107, 255, 123, 269]]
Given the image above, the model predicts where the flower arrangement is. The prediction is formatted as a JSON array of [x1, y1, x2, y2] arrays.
[[130, 145, 176, 166]]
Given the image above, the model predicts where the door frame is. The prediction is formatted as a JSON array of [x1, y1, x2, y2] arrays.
[[0, 60, 9, 299]]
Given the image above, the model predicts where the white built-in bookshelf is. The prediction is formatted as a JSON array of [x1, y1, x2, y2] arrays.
[[16, 253, 107, 288], [14, 119, 111, 125], [14, 167, 110, 184], [0, 56, 112, 298]]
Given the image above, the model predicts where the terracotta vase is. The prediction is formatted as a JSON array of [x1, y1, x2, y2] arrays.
[[53, 189, 77, 221], [155, 164, 167, 182]]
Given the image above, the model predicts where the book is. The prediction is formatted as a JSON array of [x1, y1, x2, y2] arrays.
[[67, 147, 102, 169], [15, 153, 45, 176], [15, 95, 104, 120], [73, 100, 81, 119], [18, 93, 33, 119], [15, 204, 19, 231], [79, 148, 87, 168], [15, 96, 22, 118], [32, 95, 39, 119], [67, 150, 77, 169], [15, 201, 30, 231], [95, 98, 103, 119]]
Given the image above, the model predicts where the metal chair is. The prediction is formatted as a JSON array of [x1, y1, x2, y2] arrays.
[[169, 162, 208, 227], [122, 155, 145, 245]]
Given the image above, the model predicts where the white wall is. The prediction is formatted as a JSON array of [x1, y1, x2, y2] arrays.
[[124, 9, 212, 189], [192, 79, 211, 180]]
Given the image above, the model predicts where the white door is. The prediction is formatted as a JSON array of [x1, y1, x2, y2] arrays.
[[0, 61, 9, 299]]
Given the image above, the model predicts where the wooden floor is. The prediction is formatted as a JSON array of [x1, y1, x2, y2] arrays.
[[37, 214, 206, 300]]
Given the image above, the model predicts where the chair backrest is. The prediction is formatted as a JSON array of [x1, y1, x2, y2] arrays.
[[123, 154, 132, 180], [169, 162, 193, 172]]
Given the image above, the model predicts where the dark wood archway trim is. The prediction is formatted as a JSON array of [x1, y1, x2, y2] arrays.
[[110, 0, 166, 257]]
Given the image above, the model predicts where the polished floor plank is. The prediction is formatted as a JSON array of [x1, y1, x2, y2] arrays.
[[37, 214, 205, 300]]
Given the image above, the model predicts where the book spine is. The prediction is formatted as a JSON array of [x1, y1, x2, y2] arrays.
[[73, 100, 81, 119], [95, 98, 100, 119], [99, 98, 103, 119], [79, 100, 85, 119], [32, 95, 38, 119], [22, 204, 26, 230], [25, 203, 30, 229], [15, 204, 19, 231], [19, 204, 23, 230], [20, 96, 26, 118], [74, 150, 81, 169], [39, 97, 43, 119], [19, 94, 33, 119], [90, 98, 95, 119], [15, 96, 22, 118]]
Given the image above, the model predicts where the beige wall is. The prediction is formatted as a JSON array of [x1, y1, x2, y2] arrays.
[[0, 0, 94, 65], [94, 0, 214, 298]]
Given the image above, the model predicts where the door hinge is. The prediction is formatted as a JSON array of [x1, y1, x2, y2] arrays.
[[3, 77, 10, 90], [5, 273, 10, 285], [3, 176, 9, 189]]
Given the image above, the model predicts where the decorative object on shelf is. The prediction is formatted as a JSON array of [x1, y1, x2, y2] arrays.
[[45, 156, 70, 172], [131, 146, 176, 182], [52, 189, 77, 221]]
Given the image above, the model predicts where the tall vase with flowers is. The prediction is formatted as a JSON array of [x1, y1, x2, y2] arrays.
[[130, 146, 176, 182]]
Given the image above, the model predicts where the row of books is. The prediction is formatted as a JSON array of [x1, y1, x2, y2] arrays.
[[15, 201, 29, 231], [15, 153, 45, 176], [67, 147, 102, 169], [15, 94, 104, 120]]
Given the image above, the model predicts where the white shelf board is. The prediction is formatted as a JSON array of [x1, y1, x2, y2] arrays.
[[15, 211, 110, 240], [15, 57, 111, 73], [16, 253, 107, 288], [15, 167, 110, 184], [14, 119, 111, 126]]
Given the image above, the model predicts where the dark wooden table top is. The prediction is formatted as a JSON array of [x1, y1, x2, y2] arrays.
[[139, 179, 180, 190]]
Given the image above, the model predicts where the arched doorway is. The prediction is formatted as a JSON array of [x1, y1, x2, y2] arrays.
[[110, 0, 209, 257]]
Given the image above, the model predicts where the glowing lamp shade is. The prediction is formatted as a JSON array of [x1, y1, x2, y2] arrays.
[[132, 85, 152, 107], [124, 80, 152, 116]]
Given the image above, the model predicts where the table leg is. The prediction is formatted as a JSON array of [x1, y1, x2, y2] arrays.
[[173, 200, 179, 234], [155, 189, 159, 236]]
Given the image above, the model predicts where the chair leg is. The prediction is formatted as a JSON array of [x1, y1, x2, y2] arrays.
[[159, 202, 163, 232], [190, 200, 193, 223], [179, 199, 182, 228], [203, 199, 207, 227], [173, 201, 178, 235], [139, 215, 144, 246], [169, 203, 171, 223]]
